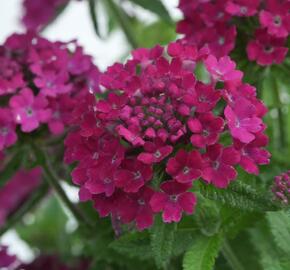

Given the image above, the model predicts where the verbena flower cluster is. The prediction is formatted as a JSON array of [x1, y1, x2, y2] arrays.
[[65, 41, 270, 230], [0, 167, 42, 227], [177, 0, 290, 66], [272, 170, 290, 205], [22, 0, 81, 31], [0, 32, 100, 154]]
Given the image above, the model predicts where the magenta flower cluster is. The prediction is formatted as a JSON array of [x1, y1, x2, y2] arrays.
[[272, 170, 290, 205], [0, 32, 100, 153], [177, 0, 289, 66], [0, 167, 42, 227], [65, 41, 270, 231]]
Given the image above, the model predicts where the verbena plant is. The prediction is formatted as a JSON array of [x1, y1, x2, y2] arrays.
[[0, 0, 290, 269]]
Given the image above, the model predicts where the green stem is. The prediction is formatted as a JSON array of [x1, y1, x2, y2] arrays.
[[0, 184, 49, 236], [273, 79, 286, 148], [106, 0, 138, 49], [222, 239, 245, 270], [31, 144, 94, 229]]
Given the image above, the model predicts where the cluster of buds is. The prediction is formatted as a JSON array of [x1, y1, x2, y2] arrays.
[[177, 0, 290, 66], [272, 170, 290, 205], [0, 32, 100, 154], [65, 41, 270, 230]]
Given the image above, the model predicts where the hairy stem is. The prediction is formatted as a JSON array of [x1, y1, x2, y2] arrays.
[[222, 239, 245, 270], [31, 144, 94, 229], [0, 184, 49, 236], [106, 0, 138, 49]]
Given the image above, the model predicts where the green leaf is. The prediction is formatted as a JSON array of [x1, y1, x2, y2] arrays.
[[183, 234, 222, 270], [250, 221, 290, 270], [88, 0, 102, 38], [194, 195, 221, 236], [128, 0, 172, 24], [135, 21, 176, 47], [225, 231, 263, 270], [150, 216, 176, 269], [267, 211, 290, 254], [220, 206, 263, 238], [110, 231, 152, 260], [198, 181, 277, 212]]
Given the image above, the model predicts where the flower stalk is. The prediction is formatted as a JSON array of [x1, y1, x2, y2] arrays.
[[31, 144, 94, 229]]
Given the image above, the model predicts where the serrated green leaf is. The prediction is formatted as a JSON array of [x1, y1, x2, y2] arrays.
[[220, 206, 263, 238], [198, 181, 277, 212], [183, 234, 222, 270], [150, 216, 176, 269], [267, 211, 290, 254], [88, 0, 102, 38], [110, 231, 152, 260], [194, 195, 221, 236], [250, 221, 290, 270], [128, 0, 172, 24]]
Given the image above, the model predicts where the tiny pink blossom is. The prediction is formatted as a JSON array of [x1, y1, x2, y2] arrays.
[[115, 159, 153, 193], [128, 187, 155, 230], [225, 98, 263, 143], [150, 180, 197, 223], [259, 0, 290, 38], [226, 0, 260, 17], [9, 88, 51, 132], [205, 55, 243, 83], [189, 112, 224, 148], [202, 144, 240, 188], [234, 132, 270, 175], [86, 166, 118, 197], [247, 29, 288, 66], [166, 150, 203, 183], [137, 141, 173, 165]]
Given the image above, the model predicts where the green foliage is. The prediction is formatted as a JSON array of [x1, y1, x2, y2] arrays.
[[225, 231, 263, 270], [198, 180, 277, 212], [150, 216, 176, 269], [250, 220, 290, 270], [135, 21, 176, 47], [267, 211, 290, 255], [127, 0, 172, 24], [16, 196, 82, 258], [110, 231, 152, 260], [183, 234, 222, 270], [194, 195, 221, 236]]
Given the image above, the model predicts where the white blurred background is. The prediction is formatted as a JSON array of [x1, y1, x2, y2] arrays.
[[0, 0, 181, 263], [0, 0, 181, 70]]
